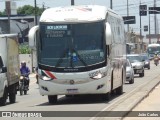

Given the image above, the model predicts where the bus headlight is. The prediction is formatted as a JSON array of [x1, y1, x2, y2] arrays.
[[90, 73, 106, 80], [40, 76, 53, 81]]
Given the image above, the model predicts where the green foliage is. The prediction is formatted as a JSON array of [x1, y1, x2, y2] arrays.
[[17, 5, 44, 15], [19, 44, 31, 54], [0, 10, 6, 15]]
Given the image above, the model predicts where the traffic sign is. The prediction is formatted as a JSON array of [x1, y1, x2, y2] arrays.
[[139, 5, 147, 16], [123, 16, 136, 24], [144, 26, 148, 32], [149, 7, 160, 14]]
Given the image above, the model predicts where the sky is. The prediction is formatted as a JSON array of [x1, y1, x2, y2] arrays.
[[0, 0, 160, 40]]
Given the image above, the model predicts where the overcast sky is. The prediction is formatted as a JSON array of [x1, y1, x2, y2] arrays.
[[0, 0, 160, 38]]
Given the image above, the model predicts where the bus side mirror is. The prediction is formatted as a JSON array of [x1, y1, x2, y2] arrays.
[[105, 22, 112, 45], [28, 25, 39, 49]]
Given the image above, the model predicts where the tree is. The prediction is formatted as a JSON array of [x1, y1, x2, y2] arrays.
[[0, 10, 5, 16], [19, 44, 31, 54], [17, 5, 43, 15]]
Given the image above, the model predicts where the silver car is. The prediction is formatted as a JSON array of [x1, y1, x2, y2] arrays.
[[126, 59, 134, 84], [127, 54, 144, 77]]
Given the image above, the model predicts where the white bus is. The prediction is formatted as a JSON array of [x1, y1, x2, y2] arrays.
[[147, 44, 160, 59], [29, 5, 126, 103]]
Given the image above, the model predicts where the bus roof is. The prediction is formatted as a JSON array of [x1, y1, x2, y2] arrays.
[[148, 44, 160, 47], [40, 5, 122, 23]]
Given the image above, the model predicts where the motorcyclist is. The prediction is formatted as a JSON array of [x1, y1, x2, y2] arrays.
[[154, 53, 159, 59], [20, 61, 30, 89], [154, 53, 159, 65]]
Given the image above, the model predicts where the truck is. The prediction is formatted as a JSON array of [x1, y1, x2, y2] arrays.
[[0, 34, 20, 106], [29, 5, 126, 104]]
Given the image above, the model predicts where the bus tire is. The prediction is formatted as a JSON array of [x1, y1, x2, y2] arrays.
[[0, 88, 7, 106], [116, 85, 123, 95], [48, 95, 57, 104], [116, 71, 123, 95], [101, 91, 111, 101]]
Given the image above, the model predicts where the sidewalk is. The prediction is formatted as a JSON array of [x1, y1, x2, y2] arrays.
[[123, 83, 160, 120], [29, 73, 37, 85], [29, 73, 36, 78]]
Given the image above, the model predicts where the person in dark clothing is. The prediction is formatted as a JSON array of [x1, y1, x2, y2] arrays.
[[20, 61, 30, 88]]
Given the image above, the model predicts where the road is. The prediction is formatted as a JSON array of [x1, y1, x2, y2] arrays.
[[0, 61, 160, 120]]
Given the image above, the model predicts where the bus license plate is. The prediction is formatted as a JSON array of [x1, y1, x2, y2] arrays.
[[67, 89, 78, 94]]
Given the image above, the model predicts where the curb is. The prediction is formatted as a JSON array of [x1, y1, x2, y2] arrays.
[[121, 80, 160, 119], [94, 73, 160, 120], [119, 75, 160, 119]]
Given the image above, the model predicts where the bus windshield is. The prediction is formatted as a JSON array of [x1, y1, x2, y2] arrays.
[[39, 21, 106, 68], [147, 46, 160, 54]]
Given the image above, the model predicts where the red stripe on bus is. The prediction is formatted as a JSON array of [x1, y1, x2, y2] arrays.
[[45, 71, 57, 79]]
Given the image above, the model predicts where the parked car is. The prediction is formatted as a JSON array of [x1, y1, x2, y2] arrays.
[[126, 54, 144, 77], [126, 59, 134, 84], [141, 53, 150, 69]]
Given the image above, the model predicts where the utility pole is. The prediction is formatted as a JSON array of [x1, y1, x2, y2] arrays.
[[127, 0, 129, 32], [71, 0, 74, 5], [42, 2, 45, 11], [5, 0, 11, 33], [34, 0, 38, 25], [154, 0, 157, 34], [140, 0, 142, 53], [110, 0, 112, 9], [153, 0, 159, 42], [149, 12, 151, 44]]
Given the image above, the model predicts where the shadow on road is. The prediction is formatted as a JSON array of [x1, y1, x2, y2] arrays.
[[36, 92, 125, 106]]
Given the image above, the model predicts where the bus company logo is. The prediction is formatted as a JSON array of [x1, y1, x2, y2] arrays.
[[69, 80, 75, 85], [2, 112, 12, 117]]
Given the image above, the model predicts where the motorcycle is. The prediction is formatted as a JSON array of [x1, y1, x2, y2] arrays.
[[154, 57, 159, 66], [19, 75, 29, 95]]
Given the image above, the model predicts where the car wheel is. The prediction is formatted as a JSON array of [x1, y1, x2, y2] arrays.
[[129, 78, 134, 84], [139, 73, 144, 77]]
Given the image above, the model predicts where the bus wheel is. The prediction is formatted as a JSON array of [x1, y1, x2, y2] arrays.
[[101, 91, 111, 101], [48, 95, 57, 104], [116, 85, 123, 95]]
